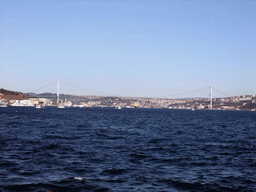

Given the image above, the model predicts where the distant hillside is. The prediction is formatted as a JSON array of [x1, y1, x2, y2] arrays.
[[0, 88, 24, 95], [27, 92, 72, 101], [0, 88, 28, 101]]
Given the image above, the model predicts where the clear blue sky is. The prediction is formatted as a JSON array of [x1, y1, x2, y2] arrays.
[[0, 0, 255, 98]]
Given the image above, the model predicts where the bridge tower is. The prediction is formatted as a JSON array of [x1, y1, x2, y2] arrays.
[[57, 80, 60, 105], [209, 86, 212, 109]]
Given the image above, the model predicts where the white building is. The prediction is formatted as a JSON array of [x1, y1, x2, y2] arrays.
[[197, 104, 205, 110]]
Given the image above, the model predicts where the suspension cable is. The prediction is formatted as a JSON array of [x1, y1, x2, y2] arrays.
[[32, 80, 58, 93], [212, 87, 229, 97], [155, 86, 209, 98], [60, 80, 122, 97]]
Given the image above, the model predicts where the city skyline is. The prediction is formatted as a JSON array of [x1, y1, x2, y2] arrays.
[[1, 0, 255, 98]]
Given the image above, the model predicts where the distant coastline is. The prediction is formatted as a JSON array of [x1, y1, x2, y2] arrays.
[[0, 88, 256, 111]]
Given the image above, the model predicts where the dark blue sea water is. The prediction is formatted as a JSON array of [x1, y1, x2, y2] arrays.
[[0, 107, 255, 192]]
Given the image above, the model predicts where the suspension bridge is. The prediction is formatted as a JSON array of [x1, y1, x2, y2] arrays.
[[29, 80, 233, 109]]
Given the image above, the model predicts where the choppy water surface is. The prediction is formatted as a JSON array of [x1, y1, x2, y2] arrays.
[[0, 107, 255, 192]]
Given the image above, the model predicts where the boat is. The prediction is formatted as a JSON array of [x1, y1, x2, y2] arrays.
[[126, 106, 135, 108], [11, 103, 24, 107], [130, 102, 139, 108], [117, 106, 121, 109], [58, 105, 65, 108], [0, 103, 8, 107], [35, 105, 42, 108]]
